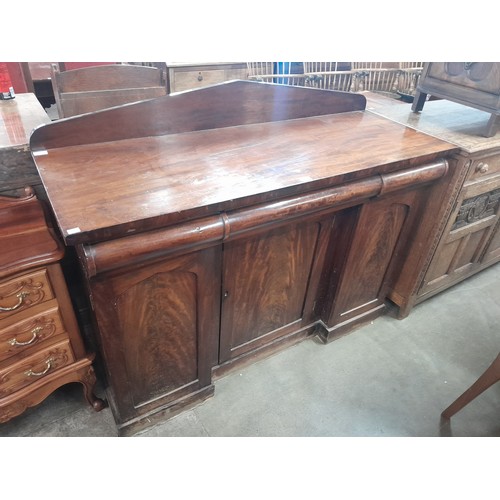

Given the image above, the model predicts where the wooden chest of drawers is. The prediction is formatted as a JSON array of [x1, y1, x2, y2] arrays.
[[0, 188, 104, 424]]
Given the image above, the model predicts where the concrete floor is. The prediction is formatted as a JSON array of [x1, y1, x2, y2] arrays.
[[1, 263, 499, 438]]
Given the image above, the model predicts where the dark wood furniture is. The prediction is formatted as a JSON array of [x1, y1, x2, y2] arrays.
[[0, 188, 104, 424], [51, 64, 167, 118], [412, 62, 500, 137], [368, 97, 500, 313], [0, 93, 50, 200], [29, 80, 458, 435], [442, 351, 500, 419]]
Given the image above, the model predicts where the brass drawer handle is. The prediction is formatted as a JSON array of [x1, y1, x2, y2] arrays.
[[0, 291, 29, 312], [8, 326, 43, 347], [25, 357, 53, 377], [476, 162, 489, 174]]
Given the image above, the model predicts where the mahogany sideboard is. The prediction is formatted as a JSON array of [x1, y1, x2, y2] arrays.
[[29, 81, 459, 435], [0, 188, 104, 423], [370, 97, 500, 309]]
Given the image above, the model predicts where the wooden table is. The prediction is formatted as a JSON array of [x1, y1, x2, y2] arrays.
[[30, 81, 459, 435], [0, 93, 50, 199]]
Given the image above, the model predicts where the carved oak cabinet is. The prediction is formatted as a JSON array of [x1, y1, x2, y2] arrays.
[[369, 98, 500, 309], [0, 188, 104, 423], [29, 81, 458, 435]]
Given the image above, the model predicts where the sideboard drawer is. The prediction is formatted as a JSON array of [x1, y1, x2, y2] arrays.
[[0, 338, 74, 398], [0, 269, 55, 320], [0, 300, 66, 362], [468, 153, 500, 182]]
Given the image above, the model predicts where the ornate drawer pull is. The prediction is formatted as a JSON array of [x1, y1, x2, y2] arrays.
[[25, 357, 53, 377], [476, 162, 489, 174], [8, 326, 43, 347], [0, 291, 29, 312]]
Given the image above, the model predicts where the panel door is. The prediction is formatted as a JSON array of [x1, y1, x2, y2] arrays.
[[482, 219, 500, 264], [219, 218, 327, 363], [89, 247, 221, 424], [323, 194, 414, 332], [421, 183, 500, 295]]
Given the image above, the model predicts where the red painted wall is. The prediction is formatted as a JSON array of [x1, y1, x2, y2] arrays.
[[0, 62, 28, 93]]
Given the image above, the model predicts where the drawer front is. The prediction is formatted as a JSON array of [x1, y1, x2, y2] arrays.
[[0, 338, 74, 398], [172, 69, 227, 92], [0, 300, 66, 362], [0, 269, 54, 320], [468, 153, 500, 182]]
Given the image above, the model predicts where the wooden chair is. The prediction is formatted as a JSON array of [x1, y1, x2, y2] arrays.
[[303, 62, 357, 92], [441, 352, 500, 418], [51, 64, 167, 118], [351, 62, 401, 93], [246, 62, 305, 86], [394, 62, 424, 96]]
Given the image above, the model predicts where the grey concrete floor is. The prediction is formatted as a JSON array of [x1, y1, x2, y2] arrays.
[[1, 263, 499, 438]]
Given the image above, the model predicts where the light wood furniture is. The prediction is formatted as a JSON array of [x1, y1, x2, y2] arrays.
[[29, 80, 458, 435], [368, 97, 500, 314], [166, 62, 248, 93], [0, 188, 104, 424], [413, 62, 500, 137], [51, 64, 167, 118], [0, 93, 50, 200], [442, 352, 500, 419]]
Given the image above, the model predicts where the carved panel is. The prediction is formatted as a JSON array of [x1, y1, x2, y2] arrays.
[[428, 63, 500, 95], [451, 188, 500, 230]]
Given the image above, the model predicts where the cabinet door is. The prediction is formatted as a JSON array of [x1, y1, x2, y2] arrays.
[[482, 219, 500, 264], [322, 196, 411, 334], [421, 183, 500, 295], [89, 247, 221, 425], [219, 219, 326, 363]]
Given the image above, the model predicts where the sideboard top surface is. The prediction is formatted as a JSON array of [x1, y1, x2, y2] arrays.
[[29, 81, 457, 245], [33, 110, 456, 245]]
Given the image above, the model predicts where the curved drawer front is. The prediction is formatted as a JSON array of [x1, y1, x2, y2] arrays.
[[0, 338, 74, 398], [0, 300, 66, 362], [0, 268, 55, 320]]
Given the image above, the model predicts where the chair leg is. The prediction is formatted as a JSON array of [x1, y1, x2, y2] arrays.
[[441, 353, 500, 419]]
